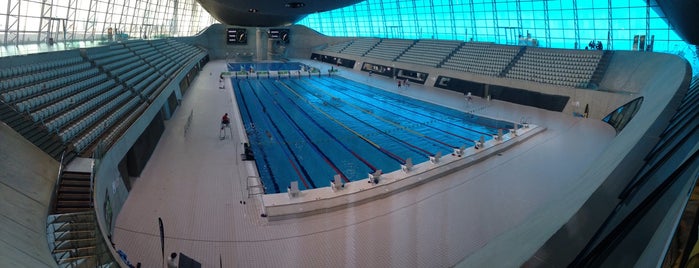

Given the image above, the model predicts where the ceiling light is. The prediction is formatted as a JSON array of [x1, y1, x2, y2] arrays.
[[285, 2, 305, 8]]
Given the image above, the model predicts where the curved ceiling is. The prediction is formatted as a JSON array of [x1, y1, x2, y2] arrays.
[[652, 0, 699, 45], [197, 0, 364, 27]]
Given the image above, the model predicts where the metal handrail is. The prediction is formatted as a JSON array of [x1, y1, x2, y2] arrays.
[[90, 159, 95, 208], [50, 150, 67, 213]]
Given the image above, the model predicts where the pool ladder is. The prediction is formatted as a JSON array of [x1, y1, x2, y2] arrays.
[[246, 176, 264, 198]]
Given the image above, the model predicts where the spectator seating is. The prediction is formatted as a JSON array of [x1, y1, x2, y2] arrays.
[[25, 74, 111, 123], [340, 38, 380, 56], [507, 48, 602, 88], [0, 38, 208, 159], [364, 39, 415, 61], [396, 39, 462, 67], [441, 42, 520, 76], [86, 46, 134, 67], [321, 41, 353, 53], [58, 90, 133, 143], [1, 61, 93, 102], [72, 95, 142, 152], [0, 51, 82, 83]]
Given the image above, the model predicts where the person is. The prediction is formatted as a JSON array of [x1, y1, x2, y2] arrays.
[[368, 70, 373, 76], [221, 113, 230, 129], [167, 252, 178, 268], [397, 80, 402, 89], [404, 79, 409, 87]]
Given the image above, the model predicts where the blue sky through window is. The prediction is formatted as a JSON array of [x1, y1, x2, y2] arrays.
[[297, 0, 698, 74]]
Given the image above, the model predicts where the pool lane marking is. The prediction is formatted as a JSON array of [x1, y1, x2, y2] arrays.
[[288, 79, 435, 157], [315, 78, 480, 143], [270, 81, 380, 175], [233, 79, 280, 193], [243, 79, 313, 189], [258, 79, 352, 183], [297, 79, 459, 150], [325, 76, 498, 135], [272, 80, 377, 173], [278, 81, 406, 165]]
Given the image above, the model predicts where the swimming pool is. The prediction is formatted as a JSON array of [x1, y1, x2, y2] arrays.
[[232, 74, 512, 194]]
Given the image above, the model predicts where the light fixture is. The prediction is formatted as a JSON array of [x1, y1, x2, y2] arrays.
[[285, 2, 305, 8]]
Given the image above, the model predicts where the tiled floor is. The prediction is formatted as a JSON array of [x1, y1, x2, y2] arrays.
[[113, 59, 616, 267]]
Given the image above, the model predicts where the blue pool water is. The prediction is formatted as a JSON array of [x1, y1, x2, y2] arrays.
[[228, 62, 305, 72], [232, 73, 512, 193]]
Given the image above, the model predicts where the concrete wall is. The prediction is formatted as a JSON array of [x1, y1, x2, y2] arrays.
[[0, 122, 58, 267], [521, 50, 692, 267], [195, 24, 353, 61]]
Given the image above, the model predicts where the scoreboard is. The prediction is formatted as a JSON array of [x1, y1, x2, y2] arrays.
[[268, 28, 290, 43], [226, 28, 247, 45]]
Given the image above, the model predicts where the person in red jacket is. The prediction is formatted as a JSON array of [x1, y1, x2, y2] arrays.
[[221, 113, 230, 129]]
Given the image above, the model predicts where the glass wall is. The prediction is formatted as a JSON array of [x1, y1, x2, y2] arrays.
[[298, 0, 698, 74], [0, 0, 216, 46]]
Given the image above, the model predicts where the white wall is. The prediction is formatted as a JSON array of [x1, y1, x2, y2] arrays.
[[0, 122, 59, 267]]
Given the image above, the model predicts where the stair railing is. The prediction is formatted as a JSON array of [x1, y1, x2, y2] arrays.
[[50, 150, 67, 213], [89, 154, 97, 208]]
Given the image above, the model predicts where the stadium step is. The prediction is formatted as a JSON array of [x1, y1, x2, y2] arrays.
[[46, 211, 102, 268], [395, 40, 418, 61], [0, 98, 71, 161], [589, 50, 614, 88], [499, 46, 527, 77], [54, 171, 93, 214], [337, 40, 353, 53], [438, 42, 466, 68]]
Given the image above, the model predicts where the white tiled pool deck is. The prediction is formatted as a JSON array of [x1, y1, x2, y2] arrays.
[[113, 59, 616, 267]]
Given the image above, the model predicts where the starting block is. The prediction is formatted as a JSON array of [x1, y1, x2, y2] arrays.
[[368, 170, 382, 184], [453, 145, 466, 157], [288, 181, 300, 198], [401, 158, 413, 173], [331, 174, 344, 192], [429, 151, 442, 164]]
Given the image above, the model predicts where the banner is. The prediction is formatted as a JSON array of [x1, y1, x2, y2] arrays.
[[159, 217, 165, 260]]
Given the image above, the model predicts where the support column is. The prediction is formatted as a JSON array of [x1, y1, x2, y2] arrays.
[[543, 0, 551, 48], [572, 0, 580, 49], [267, 38, 275, 61], [607, 0, 613, 50], [256, 28, 264, 61], [469, 0, 477, 40]]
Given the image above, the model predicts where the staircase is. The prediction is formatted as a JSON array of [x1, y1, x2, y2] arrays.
[[337, 40, 354, 53], [0, 100, 71, 161], [47, 170, 117, 267], [588, 50, 614, 89], [499, 46, 527, 77], [362, 39, 382, 57], [437, 42, 466, 68], [394, 40, 419, 61], [54, 171, 93, 214], [47, 212, 100, 267]]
